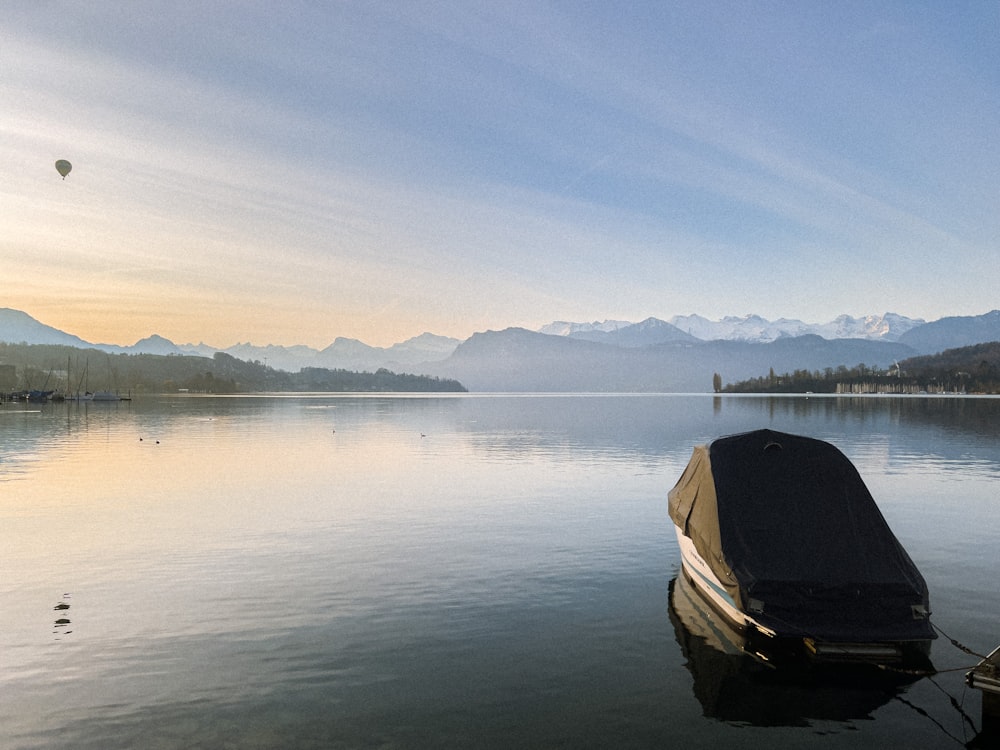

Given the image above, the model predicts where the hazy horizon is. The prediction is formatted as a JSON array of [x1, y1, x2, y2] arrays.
[[3, 304, 976, 352], [4, 3, 998, 348]]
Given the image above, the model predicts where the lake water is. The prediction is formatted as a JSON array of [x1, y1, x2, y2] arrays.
[[2, 393, 997, 748]]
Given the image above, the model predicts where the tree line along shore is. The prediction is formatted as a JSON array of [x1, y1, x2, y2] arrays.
[[0, 343, 466, 397], [718, 341, 1000, 395], [6, 339, 1000, 397]]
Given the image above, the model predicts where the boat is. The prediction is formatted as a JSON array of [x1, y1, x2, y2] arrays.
[[668, 574, 921, 724], [70, 356, 125, 402], [668, 428, 935, 666]]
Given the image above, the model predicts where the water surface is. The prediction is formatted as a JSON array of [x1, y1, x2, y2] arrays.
[[1, 394, 996, 748]]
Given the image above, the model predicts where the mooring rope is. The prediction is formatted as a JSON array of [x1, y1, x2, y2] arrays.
[[931, 620, 987, 660], [892, 691, 969, 747], [875, 620, 987, 677], [926, 674, 980, 739]]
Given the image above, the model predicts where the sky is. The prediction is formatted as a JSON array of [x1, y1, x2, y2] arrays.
[[3, 1, 998, 348]]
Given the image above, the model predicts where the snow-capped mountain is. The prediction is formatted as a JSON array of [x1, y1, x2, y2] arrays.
[[558, 317, 698, 347], [2, 307, 988, 388], [667, 314, 801, 342], [537, 320, 633, 337], [551, 313, 927, 344], [810, 313, 926, 342]]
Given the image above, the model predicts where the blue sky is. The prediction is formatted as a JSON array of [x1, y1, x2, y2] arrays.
[[3, 1, 998, 347]]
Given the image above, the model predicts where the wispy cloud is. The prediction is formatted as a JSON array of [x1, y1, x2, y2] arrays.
[[3, 1, 998, 345]]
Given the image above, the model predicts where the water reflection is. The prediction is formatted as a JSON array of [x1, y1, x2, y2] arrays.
[[450, 394, 1000, 469], [3, 394, 995, 748], [668, 574, 921, 727], [713, 394, 1000, 445], [6, 394, 1000, 478]]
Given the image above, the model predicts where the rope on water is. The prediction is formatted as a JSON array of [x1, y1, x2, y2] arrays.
[[931, 675, 980, 737], [878, 663, 938, 677], [932, 620, 987, 660], [893, 690, 970, 747]]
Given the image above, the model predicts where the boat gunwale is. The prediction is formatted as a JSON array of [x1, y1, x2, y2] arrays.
[[673, 524, 932, 665]]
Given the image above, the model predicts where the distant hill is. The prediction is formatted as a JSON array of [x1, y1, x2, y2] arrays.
[[216, 341, 320, 371], [424, 328, 917, 392], [725, 339, 1000, 394], [313, 333, 462, 373], [900, 340, 1000, 380], [5, 307, 1000, 392], [130, 334, 185, 356], [0, 343, 466, 395], [0, 308, 462, 373], [563, 317, 698, 347], [898, 310, 1000, 354], [0, 308, 91, 347]]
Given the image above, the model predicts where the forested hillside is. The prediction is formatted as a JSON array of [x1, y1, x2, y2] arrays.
[[0, 344, 466, 395], [722, 341, 1000, 394]]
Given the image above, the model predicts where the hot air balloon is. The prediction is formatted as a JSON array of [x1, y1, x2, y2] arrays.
[[55, 160, 72, 179]]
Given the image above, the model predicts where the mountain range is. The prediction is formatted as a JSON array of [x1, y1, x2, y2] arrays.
[[538, 312, 925, 343], [3, 307, 1000, 392]]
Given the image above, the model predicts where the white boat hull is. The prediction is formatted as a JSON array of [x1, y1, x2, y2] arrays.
[[673, 524, 928, 665], [673, 526, 775, 638]]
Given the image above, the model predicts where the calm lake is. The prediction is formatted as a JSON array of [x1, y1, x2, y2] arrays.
[[2, 394, 997, 748]]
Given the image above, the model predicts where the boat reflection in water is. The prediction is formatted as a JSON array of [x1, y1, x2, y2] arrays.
[[668, 572, 925, 726]]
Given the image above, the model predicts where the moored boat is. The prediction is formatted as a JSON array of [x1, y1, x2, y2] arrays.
[[668, 573, 923, 724], [668, 429, 935, 666]]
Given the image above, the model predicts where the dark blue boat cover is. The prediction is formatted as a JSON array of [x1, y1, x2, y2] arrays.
[[681, 429, 934, 643]]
